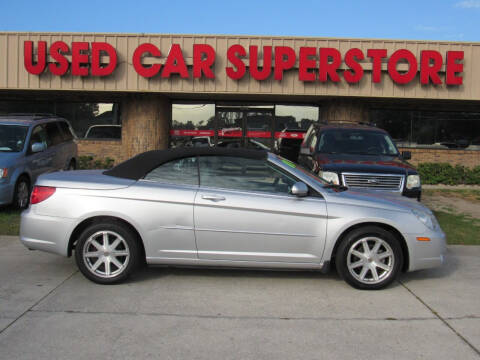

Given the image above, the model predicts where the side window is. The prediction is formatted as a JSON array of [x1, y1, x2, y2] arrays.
[[45, 122, 63, 146], [144, 157, 198, 186], [29, 125, 49, 151], [58, 121, 74, 141], [199, 156, 297, 194]]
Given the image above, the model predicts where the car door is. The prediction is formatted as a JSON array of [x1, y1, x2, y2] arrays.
[[25, 124, 54, 182], [132, 156, 199, 260], [194, 156, 327, 263]]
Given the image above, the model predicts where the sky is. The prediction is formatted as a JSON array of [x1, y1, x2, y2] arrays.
[[0, 0, 479, 42]]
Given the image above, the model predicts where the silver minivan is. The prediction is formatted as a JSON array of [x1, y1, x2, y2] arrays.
[[0, 114, 77, 208]]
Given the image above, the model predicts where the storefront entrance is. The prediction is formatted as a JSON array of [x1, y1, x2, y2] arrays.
[[216, 106, 274, 150], [170, 102, 320, 159]]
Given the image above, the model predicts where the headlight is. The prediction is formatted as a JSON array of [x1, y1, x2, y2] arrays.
[[406, 174, 421, 189], [411, 209, 437, 230], [319, 171, 339, 185]]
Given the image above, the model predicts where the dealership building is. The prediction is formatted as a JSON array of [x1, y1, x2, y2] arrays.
[[0, 32, 479, 167]]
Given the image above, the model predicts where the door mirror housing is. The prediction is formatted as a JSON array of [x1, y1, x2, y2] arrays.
[[31, 142, 46, 153], [290, 182, 309, 197], [401, 151, 411, 160]]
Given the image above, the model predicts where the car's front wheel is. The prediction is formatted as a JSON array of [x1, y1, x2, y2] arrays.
[[75, 221, 141, 284], [335, 226, 403, 290]]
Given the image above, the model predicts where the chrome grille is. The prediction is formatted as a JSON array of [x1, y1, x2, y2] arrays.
[[342, 173, 404, 192]]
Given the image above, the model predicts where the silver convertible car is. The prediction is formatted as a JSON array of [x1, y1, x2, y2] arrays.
[[20, 148, 446, 290]]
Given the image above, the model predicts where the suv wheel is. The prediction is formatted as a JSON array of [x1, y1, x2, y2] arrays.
[[13, 176, 30, 209], [75, 221, 141, 284], [335, 226, 403, 290]]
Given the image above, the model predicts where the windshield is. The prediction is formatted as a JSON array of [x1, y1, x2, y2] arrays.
[[273, 155, 330, 186], [317, 129, 399, 156], [0, 125, 29, 152]]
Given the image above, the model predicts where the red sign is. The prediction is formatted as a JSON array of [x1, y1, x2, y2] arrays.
[[23, 41, 464, 85], [24, 41, 117, 76], [170, 129, 307, 139]]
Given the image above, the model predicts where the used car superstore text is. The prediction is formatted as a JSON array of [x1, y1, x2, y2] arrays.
[[24, 41, 464, 85]]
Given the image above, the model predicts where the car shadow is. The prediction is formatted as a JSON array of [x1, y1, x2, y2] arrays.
[[128, 265, 343, 284], [398, 248, 459, 284]]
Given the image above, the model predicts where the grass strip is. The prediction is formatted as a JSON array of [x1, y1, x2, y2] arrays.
[[433, 210, 480, 245], [0, 208, 21, 236]]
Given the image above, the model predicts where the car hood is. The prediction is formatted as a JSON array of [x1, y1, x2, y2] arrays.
[[315, 154, 416, 175], [36, 170, 136, 190], [0, 152, 22, 167], [325, 188, 431, 213]]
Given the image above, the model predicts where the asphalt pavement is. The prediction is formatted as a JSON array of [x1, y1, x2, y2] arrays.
[[0, 235, 479, 360]]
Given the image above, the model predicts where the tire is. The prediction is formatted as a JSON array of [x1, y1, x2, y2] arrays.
[[13, 176, 30, 209], [75, 221, 141, 284], [335, 226, 403, 290]]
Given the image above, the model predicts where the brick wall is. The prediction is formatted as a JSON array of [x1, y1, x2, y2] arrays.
[[401, 147, 480, 168], [77, 94, 171, 166], [77, 140, 125, 164]]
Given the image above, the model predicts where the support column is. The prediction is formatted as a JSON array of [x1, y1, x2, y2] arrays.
[[121, 94, 170, 160], [320, 99, 369, 124]]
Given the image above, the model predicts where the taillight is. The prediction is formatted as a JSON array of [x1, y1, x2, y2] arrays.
[[30, 186, 56, 204]]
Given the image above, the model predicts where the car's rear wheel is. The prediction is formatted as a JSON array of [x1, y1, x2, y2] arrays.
[[75, 222, 141, 284], [13, 176, 30, 209], [335, 226, 403, 290]]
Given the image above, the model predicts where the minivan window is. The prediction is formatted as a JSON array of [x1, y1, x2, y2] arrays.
[[58, 121, 74, 141], [45, 122, 64, 146], [29, 125, 49, 152], [0, 125, 28, 152]]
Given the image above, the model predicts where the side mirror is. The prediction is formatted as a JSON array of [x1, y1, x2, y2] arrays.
[[300, 147, 312, 156], [290, 182, 309, 197], [31, 142, 46, 153], [401, 151, 411, 160]]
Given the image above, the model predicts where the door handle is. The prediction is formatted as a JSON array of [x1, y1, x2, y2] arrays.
[[201, 195, 226, 202]]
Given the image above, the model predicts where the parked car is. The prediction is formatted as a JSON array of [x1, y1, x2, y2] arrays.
[[0, 114, 77, 208], [298, 123, 421, 200], [84, 124, 121, 139], [274, 128, 307, 161], [20, 148, 445, 289], [190, 136, 213, 147]]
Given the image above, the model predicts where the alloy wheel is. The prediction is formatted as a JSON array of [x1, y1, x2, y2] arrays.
[[82, 230, 130, 279], [347, 236, 395, 285]]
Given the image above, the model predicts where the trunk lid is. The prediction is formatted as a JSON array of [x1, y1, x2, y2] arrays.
[[35, 170, 136, 190]]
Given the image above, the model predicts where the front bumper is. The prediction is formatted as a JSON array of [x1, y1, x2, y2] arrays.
[[406, 228, 447, 272], [20, 207, 75, 256], [402, 187, 421, 200]]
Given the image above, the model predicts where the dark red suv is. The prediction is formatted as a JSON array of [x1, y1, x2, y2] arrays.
[[298, 123, 421, 200]]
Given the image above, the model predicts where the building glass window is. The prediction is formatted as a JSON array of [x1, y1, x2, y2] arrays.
[[55, 103, 120, 140], [170, 102, 319, 155], [0, 101, 121, 140], [371, 109, 480, 150], [170, 103, 215, 148]]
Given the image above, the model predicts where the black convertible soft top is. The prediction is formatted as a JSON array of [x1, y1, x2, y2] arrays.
[[104, 147, 268, 180]]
